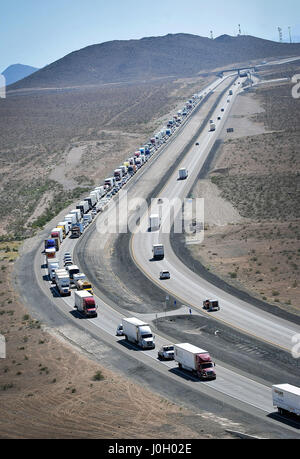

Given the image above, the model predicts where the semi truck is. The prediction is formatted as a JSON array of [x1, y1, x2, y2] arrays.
[[114, 169, 122, 181], [76, 279, 93, 294], [54, 270, 71, 296], [58, 221, 69, 236], [272, 384, 300, 417], [122, 317, 155, 349], [51, 227, 63, 244], [44, 238, 56, 251], [71, 222, 84, 238], [174, 343, 216, 380], [66, 265, 80, 283], [70, 209, 81, 223], [152, 244, 164, 260], [45, 247, 56, 259], [76, 201, 89, 216], [47, 258, 59, 281], [149, 214, 161, 231], [178, 168, 188, 180], [104, 177, 115, 189], [64, 214, 77, 228], [74, 291, 98, 318]]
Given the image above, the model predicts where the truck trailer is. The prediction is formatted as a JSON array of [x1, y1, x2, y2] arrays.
[[272, 384, 300, 417], [152, 244, 164, 260], [54, 270, 71, 296], [174, 343, 216, 380], [149, 214, 161, 232], [122, 317, 155, 349]]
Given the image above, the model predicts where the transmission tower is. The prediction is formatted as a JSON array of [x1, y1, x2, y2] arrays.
[[278, 27, 283, 42], [238, 24, 242, 36]]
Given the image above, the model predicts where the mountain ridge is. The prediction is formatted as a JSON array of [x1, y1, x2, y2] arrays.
[[9, 33, 300, 89]]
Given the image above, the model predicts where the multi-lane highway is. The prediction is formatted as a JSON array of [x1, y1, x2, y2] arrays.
[[26, 68, 300, 435], [131, 80, 300, 352]]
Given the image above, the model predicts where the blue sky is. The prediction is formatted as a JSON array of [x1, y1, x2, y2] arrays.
[[1, 0, 300, 72]]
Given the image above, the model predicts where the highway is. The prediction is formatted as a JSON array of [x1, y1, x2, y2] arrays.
[[27, 67, 300, 434], [131, 80, 300, 352]]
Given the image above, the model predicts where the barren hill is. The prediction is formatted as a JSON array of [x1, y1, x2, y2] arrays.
[[9, 33, 300, 89]]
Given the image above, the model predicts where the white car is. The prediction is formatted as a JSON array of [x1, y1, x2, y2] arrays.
[[116, 324, 124, 336]]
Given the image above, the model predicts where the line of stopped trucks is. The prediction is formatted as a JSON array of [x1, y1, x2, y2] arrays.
[[42, 81, 299, 419]]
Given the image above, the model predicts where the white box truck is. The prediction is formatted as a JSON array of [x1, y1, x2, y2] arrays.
[[47, 258, 59, 281], [149, 214, 161, 232], [122, 317, 155, 349], [174, 343, 216, 380], [64, 214, 77, 227], [272, 384, 300, 417], [152, 244, 164, 260], [178, 168, 188, 180], [70, 209, 81, 223], [58, 221, 69, 236], [74, 290, 98, 318]]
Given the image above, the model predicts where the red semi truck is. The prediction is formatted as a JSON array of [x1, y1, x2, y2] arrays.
[[174, 343, 216, 380], [74, 291, 98, 318]]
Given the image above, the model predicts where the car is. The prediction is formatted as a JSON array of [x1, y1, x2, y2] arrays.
[[217, 117, 221, 120], [64, 260, 73, 267], [116, 324, 124, 336], [221, 108, 224, 112], [160, 270, 171, 280], [158, 345, 175, 361], [195, 142, 200, 146], [63, 252, 71, 259], [91, 209, 97, 216]]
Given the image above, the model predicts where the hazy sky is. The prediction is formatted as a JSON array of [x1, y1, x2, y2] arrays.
[[2, 0, 300, 71]]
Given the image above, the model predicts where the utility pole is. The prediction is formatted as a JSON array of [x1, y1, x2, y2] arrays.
[[210, 30, 214, 40], [278, 27, 283, 43], [238, 24, 242, 36], [288, 26, 292, 44]]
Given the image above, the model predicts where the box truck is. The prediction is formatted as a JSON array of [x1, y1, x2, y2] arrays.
[[178, 168, 188, 180], [122, 317, 155, 349], [74, 291, 98, 318], [152, 244, 164, 260], [272, 384, 300, 417], [149, 214, 161, 232], [174, 343, 216, 380], [58, 221, 69, 236]]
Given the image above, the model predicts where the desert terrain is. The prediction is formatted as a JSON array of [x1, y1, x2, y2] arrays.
[[188, 64, 300, 315]]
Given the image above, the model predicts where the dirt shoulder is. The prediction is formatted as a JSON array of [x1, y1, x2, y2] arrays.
[[185, 66, 300, 316]]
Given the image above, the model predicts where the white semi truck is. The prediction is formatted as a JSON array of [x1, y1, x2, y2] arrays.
[[122, 317, 155, 350], [47, 258, 59, 281], [54, 269, 71, 296], [152, 244, 164, 260], [272, 384, 300, 417]]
